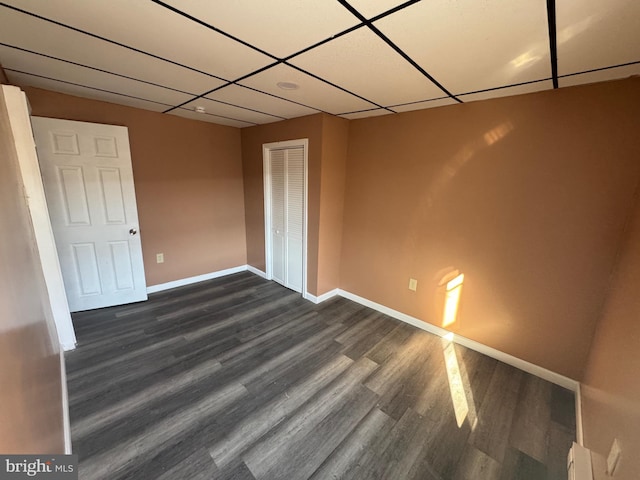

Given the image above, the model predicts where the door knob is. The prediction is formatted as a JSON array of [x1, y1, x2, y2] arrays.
[[129, 228, 138, 236]]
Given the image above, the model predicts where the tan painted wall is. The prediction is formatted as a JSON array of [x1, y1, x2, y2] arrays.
[[241, 114, 324, 294], [23, 87, 247, 286], [0, 89, 64, 453], [582, 183, 640, 479], [317, 115, 349, 295], [340, 77, 640, 380]]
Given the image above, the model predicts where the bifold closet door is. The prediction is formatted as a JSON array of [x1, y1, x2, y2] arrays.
[[269, 147, 304, 293]]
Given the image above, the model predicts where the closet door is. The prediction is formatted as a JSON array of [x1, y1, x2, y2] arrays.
[[285, 147, 304, 292], [268, 146, 305, 293]]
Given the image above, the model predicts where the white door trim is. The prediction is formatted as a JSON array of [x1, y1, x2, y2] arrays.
[[263, 139, 308, 296], [3, 86, 77, 350]]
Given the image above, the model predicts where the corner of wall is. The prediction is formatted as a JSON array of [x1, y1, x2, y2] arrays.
[[315, 113, 349, 296], [580, 168, 640, 479], [0, 64, 10, 85]]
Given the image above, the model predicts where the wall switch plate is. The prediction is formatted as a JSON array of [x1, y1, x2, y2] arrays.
[[607, 438, 621, 475], [409, 278, 418, 291], [156, 253, 164, 264]]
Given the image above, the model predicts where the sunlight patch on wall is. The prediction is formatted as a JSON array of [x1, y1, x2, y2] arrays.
[[483, 122, 514, 146], [442, 273, 464, 328]]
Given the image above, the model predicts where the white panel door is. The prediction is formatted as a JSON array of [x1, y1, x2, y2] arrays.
[[267, 144, 305, 293], [31, 117, 147, 312]]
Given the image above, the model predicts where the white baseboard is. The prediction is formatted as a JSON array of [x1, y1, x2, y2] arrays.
[[575, 383, 584, 445], [147, 265, 248, 294], [305, 288, 339, 304], [60, 351, 72, 454], [337, 289, 579, 392], [61, 341, 76, 352], [247, 265, 266, 278]]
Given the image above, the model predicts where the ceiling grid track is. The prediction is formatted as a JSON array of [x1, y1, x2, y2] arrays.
[[0, 42, 195, 95], [546, 0, 559, 89], [0, 2, 226, 81], [336, 0, 462, 103], [151, 0, 391, 113]]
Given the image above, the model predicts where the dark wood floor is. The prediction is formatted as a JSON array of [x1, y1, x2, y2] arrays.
[[66, 272, 575, 480]]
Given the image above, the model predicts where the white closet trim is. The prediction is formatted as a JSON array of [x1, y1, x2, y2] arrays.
[[263, 139, 309, 296]]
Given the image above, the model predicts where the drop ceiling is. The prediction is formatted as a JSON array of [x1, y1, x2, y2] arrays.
[[0, 0, 638, 128]]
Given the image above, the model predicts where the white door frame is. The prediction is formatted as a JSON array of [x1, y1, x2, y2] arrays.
[[263, 138, 308, 297], [3, 86, 77, 350]]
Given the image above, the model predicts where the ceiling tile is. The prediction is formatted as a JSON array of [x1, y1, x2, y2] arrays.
[[374, 0, 551, 95], [2, 0, 273, 81], [169, 108, 253, 128], [239, 63, 373, 114], [161, 0, 360, 58], [206, 85, 318, 120], [347, 0, 413, 19], [290, 27, 444, 107], [392, 97, 458, 113], [556, 0, 640, 75], [559, 63, 640, 88], [0, 45, 193, 107], [7, 70, 171, 112], [0, 6, 223, 94], [177, 97, 282, 126], [458, 81, 554, 104], [339, 109, 392, 120]]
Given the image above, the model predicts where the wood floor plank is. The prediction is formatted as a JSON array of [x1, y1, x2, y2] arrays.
[[80, 382, 247, 479], [209, 353, 354, 468], [365, 323, 415, 365], [72, 358, 222, 440], [217, 311, 318, 363], [467, 362, 524, 463], [155, 448, 220, 480], [341, 315, 397, 361], [339, 408, 439, 480], [499, 447, 548, 480], [546, 421, 576, 480], [242, 357, 379, 479], [251, 384, 378, 480], [508, 374, 552, 463], [550, 384, 577, 431], [335, 311, 385, 346], [309, 407, 395, 480], [453, 446, 501, 480]]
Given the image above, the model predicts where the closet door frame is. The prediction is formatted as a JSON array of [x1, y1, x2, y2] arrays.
[[263, 138, 308, 296]]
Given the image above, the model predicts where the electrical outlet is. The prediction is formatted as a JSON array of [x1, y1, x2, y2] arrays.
[[156, 253, 164, 264], [607, 438, 622, 476], [408, 278, 418, 291]]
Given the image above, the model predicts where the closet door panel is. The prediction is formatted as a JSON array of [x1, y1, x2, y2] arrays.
[[285, 147, 304, 293], [270, 150, 286, 285]]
